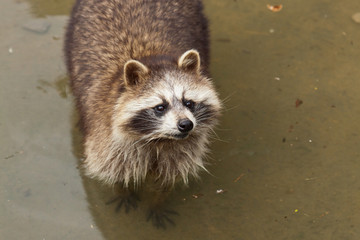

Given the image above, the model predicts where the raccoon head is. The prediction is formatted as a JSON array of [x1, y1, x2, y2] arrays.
[[112, 50, 221, 142]]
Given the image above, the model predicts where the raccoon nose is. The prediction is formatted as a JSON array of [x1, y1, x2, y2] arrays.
[[177, 119, 194, 133]]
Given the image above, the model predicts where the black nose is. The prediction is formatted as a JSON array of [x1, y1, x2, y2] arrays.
[[177, 119, 194, 133]]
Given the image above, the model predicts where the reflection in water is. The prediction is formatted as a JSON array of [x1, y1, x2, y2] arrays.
[[18, 0, 74, 17], [36, 76, 69, 98]]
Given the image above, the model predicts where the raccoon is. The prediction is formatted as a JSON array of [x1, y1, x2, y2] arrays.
[[65, 0, 221, 223]]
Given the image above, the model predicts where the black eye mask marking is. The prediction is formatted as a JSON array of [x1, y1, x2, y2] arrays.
[[182, 99, 195, 112], [153, 101, 169, 117], [127, 109, 159, 134], [193, 102, 216, 124]]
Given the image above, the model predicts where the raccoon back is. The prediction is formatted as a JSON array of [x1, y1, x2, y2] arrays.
[[65, 0, 209, 88]]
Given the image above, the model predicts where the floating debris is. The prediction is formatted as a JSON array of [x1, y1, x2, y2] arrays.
[[8, 47, 13, 54], [319, 211, 329, 218], [216, 189, 227, 194], [352, 13, 360, 24], [233, 173, 245, 182], [267, 4, 283, 12], [288, 125, 294, 132], [192, 194, 204, 199], [295, 99, 303, 108], [4, 154, 15, 160], [4, 150, 23, 159]]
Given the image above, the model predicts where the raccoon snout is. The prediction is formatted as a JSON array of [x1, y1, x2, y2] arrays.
[[177, 119, 194, 133]]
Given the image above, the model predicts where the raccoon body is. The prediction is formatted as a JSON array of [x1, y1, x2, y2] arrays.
[[65, 0, 221, 188]]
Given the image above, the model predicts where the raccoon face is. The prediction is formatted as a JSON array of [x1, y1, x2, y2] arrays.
[[151, 97, 195, 139], [112, 50, 221, 141]]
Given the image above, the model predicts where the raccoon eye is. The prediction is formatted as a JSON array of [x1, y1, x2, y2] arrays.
[[154, 104, 167, 113], [183, 100, 195, 110]]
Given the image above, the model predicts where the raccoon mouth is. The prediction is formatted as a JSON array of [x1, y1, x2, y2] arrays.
[[166, 133, 189, 139]]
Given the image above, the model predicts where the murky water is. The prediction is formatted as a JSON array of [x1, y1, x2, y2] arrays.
[[1, 0, 360, 239]]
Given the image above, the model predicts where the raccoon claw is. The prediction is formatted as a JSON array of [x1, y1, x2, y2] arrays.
[[106, 192, 140, 213], [146, 208, 179, 229]]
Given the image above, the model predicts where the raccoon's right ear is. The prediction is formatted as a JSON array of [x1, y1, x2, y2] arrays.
[[124, 60, 149, 87]]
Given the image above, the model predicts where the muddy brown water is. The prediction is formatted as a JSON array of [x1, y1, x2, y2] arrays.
[[1, 0, 360, 239]]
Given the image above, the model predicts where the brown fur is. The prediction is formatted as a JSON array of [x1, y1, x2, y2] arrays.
[[65, 0, 220, 188]]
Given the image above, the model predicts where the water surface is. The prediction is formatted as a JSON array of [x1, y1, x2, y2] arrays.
[[1, 0, 360, 239]]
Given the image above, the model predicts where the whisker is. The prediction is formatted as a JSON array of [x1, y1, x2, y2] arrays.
[[208, 126, 220, 140], [221, 104, 240, 112], [221, 91, 238, 104], [208, 135, 229, 143]]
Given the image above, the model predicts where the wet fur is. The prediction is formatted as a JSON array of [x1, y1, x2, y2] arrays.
[[65, 0, 221, 188]]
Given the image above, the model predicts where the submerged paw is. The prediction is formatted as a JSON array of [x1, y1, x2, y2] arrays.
[[146, 208, 179, 229], [106, 192, 140, 213]]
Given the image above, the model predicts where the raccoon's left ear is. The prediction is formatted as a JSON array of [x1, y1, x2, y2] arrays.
[[178, 49, 201, 75], [124, 60, 149, 87]]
